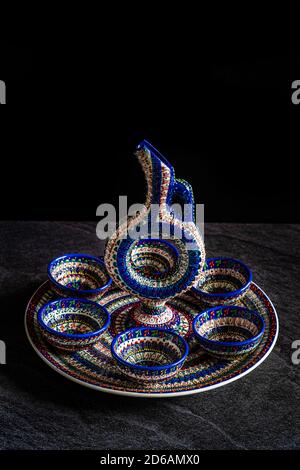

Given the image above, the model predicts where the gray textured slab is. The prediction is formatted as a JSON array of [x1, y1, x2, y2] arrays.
[[0, 222, 299, 450]]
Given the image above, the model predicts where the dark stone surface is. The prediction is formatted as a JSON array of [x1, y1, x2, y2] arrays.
[[0, 221, 299, 450]]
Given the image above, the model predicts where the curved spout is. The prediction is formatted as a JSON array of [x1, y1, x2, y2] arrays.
[[135, 140, 175, 206]]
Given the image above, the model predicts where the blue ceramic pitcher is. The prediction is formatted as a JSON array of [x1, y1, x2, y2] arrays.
[[104, 140, 205, 329]]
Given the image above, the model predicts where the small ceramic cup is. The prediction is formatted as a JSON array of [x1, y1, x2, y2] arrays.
[[37, 298, 110, 351], [48, 253, 112, 300], [193, 306, 265, 359], [111, 327, 189, 382], [193, 257, 252, 306]]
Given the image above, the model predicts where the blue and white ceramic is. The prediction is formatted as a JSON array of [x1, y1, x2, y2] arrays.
[[193, 306, 265, 359], [111, 327, 189, 382], [24, 140, 279, 396], [104, 140, 206, 329], [193, 257, 252, 306], [48, 254, 112, 300], [38, 298, 110, 351], [26, 267, 278, 396]]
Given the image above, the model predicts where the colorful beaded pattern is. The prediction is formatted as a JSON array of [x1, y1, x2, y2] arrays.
[[37, 298, 110, 351], [111, 327, 188, 382], [193, 306, 265, 358], [25, 280, 278, 396], [193, 257, 252, 306], [104, 141, 206, 322], [48, 254, 112, 300]]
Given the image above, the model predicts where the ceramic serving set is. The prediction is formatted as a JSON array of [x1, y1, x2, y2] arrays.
[[25, 140, 278, 397]]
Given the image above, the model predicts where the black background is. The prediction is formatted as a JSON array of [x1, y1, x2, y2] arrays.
[[1, 36, 299, 222]]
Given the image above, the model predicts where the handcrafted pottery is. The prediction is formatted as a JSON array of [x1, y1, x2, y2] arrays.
[[193, 257, 252, 306], [111, 327, 189, 382], [37, 297, 110, 351], [25, 280, 278, 397], [48, 253, 112, 300], [104, 140, 206, 329], [193, 306, 265, 359], [25, 141, 279, 396]]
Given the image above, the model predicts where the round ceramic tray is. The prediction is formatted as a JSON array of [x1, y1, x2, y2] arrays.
[[25, 281, 278, 398]]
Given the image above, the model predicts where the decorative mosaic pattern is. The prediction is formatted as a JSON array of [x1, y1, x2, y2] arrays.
[[25, 280, 278, 396], [193, 306, 265, 358], [38, 298, 110, 352], [104, 141, 206, 326], [194, 257, 252, 306], [48, 254, 112, 300], [129, 304, 180, 330], [111, 328, 188, 382]]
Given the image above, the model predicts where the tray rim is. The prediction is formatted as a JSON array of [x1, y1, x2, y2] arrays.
[[24, 281, 279, 398]]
